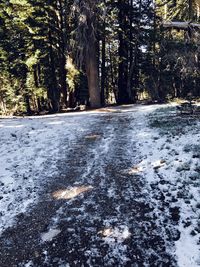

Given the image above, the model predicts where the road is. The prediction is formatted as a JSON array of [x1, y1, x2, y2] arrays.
[[0, 105, 177, 266]]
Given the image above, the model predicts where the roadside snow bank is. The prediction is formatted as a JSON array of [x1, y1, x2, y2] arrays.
[[134, 105, 200, 267]]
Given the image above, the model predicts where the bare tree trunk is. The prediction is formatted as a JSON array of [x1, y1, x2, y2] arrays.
[[86, 42, 101, 108], [24, 95, 32, 115], [47, 30, 60, 112], [127, 0, 134, 101], [57, 0, 68, 107], [117, 0, 131, 104], [109, 44, 117, 102], [101, 28, 106, 106], [77, 0, 101, 108]]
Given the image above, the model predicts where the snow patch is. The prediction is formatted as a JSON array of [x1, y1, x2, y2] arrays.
[[134, 105, 200, 266], [0, 113, 97, 235], [41, 228, 61, 242]]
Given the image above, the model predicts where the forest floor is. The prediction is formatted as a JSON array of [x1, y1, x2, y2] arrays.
[[0, 104, 200, 267]]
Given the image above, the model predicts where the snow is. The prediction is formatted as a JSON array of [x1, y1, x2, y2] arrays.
[[24, 260, 34, 267], [41, 228, 61, 242], [176, 225, 200, 267], [134, 105, 200, 267], [0, 105, 200, 266], [0, 112, 98, 234]]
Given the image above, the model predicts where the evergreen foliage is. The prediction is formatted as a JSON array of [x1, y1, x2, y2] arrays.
[[0, 0, 199, 114]]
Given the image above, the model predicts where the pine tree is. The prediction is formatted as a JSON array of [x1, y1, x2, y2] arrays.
[[74, 0, 101, 108]]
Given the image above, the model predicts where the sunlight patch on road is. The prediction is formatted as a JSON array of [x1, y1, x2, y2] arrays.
[[97, 108, 122, 113], [29, 129, 46, 134], [0, 124, 24, 128], [137, 131, 151, 138], [47, 121, 65, 125], [137, 159, 166, 173], [128, 166, 143, 174], [52, 186, 93, 200], [98, 226, 131, 242]]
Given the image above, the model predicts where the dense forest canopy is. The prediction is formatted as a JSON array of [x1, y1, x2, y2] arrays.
[[0, 0, 200, 114]]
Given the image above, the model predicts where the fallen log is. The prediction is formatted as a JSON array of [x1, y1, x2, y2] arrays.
[[163, 21, 200, 29]]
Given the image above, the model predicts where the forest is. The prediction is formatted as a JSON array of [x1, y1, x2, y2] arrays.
[[1, 1, 200, 265], [0, 0, 200, 114]]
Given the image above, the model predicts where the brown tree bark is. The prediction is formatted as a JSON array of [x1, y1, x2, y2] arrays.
[[47, 30, 60, 112], [101, 29, 106, 106], [117, 0, 131, 105], [86, 42, 101, 108], [57, 0, 68, 107], [78, 0, 101, 108]]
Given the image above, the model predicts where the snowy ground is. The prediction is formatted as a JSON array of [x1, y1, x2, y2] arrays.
[[0, 112, 96, 234], [0, 105, 200, 266], [135, 106, 200, 267]]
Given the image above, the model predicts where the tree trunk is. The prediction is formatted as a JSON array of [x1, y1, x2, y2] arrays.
[[57, 0, 68, 107], [24, 95, 32, 115], [86, 42, 101, 108], [47, 30, 60, 112], [117, 0, 131, 105], [37, 98, 42, 112], [109, 44, 117, 102], [59, 55, 68, 107], [101, 30, 106, 106], [79, 0, 101, 108], [127, 0, 133, 101]]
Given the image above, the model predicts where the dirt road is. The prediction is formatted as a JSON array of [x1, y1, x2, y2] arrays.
[[0, 106, 178, 266]]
